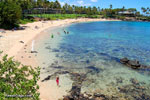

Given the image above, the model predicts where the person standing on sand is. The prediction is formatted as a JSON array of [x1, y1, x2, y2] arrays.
[[56, 77, 59, 86]]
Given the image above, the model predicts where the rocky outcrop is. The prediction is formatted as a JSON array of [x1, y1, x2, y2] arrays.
[[120, 58, 148, 69]]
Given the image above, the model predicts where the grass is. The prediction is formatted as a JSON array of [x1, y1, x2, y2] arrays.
[[18, 14, 102, 25], [19, 18, 35, 24], [27, 14, 102, 20]]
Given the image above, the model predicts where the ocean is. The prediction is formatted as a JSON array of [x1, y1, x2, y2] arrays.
[[35, 21, 150, 99]]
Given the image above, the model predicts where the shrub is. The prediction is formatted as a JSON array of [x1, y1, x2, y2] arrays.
[[0, 52, 40, 100], [0, 1, 22, 29]]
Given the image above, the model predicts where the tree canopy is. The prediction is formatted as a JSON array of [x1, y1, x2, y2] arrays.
[[0, 1, 22, 29]]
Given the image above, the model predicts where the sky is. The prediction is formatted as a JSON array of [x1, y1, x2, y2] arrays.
[[51, 0, 150, 12]]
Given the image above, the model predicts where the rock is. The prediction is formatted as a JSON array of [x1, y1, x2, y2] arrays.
[[116, 77, 123, 83], [63, 96, 74, 100], [118, 86, 128, 93], [94, 93, 105, 98], [45, 46, 51, 49], [31, 51, 38, 53], [120, 58, 141, 69], [130, 78, 139, 85], [93, 93, 109, 100], [128, 60, 140, 67], [52, 49, 60, 52], [120, 57, 129, 64], [86, 66, 100, 73], [19, 41, 24, 43], [41, 75, 51, 82], [53, 66, 64, 69], [28, 56, 31, 58], [86, 60, 90, 64]]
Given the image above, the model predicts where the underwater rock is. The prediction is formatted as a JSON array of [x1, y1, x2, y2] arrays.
[[41, 71, 70, 82], [120, 58, 140, 69], [118, 83, 150, 100], [128, 60, 140, 68], [45, 46, 51, 49], [116, 77, 123, 83], [41, 75, 51, 82], [120, 58, 150, 75], [130, 78, 139, 85], [93, 93, 109, 100], [120, 57, 129, 64], [52, 49, 60, 52], [86, 59, 90, 64], [86, 66, 101, 73], [53, 65, 64, 69]]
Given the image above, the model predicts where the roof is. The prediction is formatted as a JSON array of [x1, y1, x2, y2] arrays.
[[118, 11, 134, 15]]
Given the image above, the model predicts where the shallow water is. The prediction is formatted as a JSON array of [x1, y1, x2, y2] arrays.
[[35, 21, 150, 99]]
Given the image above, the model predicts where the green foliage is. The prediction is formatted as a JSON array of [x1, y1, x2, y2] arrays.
[[28, 14, 86, 20], [19, 19, 35, 24], [0, 53, 40, 100], [0, 1, 22, 29], [27, 14, 102, 20], [116, 16, 126, 20]]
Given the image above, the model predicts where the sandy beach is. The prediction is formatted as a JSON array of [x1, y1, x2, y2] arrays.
[[0, 18, 120, 100]]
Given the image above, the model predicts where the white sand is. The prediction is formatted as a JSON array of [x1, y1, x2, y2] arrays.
[[0, 18, 120, 100]]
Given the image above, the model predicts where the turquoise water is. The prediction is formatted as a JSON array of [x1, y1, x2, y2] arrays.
[[36, 21, 150, 99], [62, 21, 150, 65]]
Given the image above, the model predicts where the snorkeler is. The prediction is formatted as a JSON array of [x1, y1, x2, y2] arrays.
[[51, 34, 54, 38]]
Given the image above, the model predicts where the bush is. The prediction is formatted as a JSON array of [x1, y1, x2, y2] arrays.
[[0, 52, 40, 100], [19, 19, 35, 24], [0, 1, 22, 29]]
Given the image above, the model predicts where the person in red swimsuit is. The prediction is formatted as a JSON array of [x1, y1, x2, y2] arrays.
[[56, 77, 59, 86]]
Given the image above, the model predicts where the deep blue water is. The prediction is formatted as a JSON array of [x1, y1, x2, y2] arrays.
[[61, 21, 150, 65]]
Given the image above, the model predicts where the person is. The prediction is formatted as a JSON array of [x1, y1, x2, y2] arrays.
[[57, 32, 60, 35], [56, 77, 59, 86], [51, 34, 54, 38]]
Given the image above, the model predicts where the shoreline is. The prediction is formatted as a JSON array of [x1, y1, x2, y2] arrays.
[[0, 18, 120, 100], [0, 18, 120, 57]]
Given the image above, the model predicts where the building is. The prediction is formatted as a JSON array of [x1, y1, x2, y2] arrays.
[[118, 11, 135, 17]]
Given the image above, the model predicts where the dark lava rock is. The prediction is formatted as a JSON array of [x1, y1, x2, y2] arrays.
[[120, 57, 129, 64], [63, 96, 74, 100], [116, 77, 123, 83], [128, 60, 140, 68], [86, 66, 101, 73], [41, 75, 51, 82], [31, 51, 38, 53], [19, 41, 24, 43], [53, 66, 64, 69], [52, 49, 60, 52], [41, 71, 70, 82], [45, 46, 51, 49], [93, 93, 110, 100], [120, 58, 141, 69], [86, 60, 90, 64], [130, 78, 139, 85]]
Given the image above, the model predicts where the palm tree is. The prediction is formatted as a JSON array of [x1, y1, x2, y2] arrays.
[[122, 6, 125, 12], [110, 4, 112, 9], [141, 7, 147, 15]]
